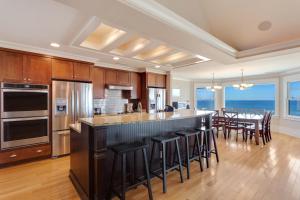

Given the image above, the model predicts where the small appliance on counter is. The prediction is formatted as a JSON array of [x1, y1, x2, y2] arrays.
[[126, 103, 134, 113], [52, 80, 93, 157], [137, 102, 143, 112], [94, 107, 102, 115]]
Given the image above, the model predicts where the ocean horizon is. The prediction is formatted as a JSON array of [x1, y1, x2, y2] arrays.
[[197, 100, 300, 116]]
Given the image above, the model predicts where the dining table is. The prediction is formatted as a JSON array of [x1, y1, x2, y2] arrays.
[[214, 113, 264, 145]]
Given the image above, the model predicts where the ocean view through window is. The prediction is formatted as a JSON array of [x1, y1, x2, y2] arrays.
[[225, 84, 275, 113], [288, 81, 300, 116], [196, 88, 215, 110]]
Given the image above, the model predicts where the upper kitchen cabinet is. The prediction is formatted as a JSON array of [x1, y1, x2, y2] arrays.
[[117, 70, 130, 86], [73, 62, 92, 81], [23, 55, 51, 84], [105, 69, 118, 85], [52, 58, 93, 81], [146, 72, 166, 88], [52, 59, 74, 80], [0, 51, 24, 82], [130, 72, 141, 99], [92, 67, 105, 99], [105, 69, 130, 86]]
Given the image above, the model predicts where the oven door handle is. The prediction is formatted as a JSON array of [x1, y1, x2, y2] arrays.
[[1, 116, 49, 122], [2, 89, 48, 93]]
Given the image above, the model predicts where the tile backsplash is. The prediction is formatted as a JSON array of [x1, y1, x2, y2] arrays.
[[93, 89, 128, 114]]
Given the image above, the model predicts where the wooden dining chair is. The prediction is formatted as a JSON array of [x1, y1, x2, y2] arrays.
[[224, 111, 245, 141], [265, 112, 272, 142], [212, 110, 226, 139], [244, 112, 268, 145]]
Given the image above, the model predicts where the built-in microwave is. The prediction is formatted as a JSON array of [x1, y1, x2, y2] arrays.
[[1, 116, 49, 150], [1, 83, 49, 118]]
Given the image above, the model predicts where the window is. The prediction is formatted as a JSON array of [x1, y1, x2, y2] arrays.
[[225, 84, 275, 113], [288, 81, 300, 116], [172, 89, 180, 97], [196, 88, 215, 110]]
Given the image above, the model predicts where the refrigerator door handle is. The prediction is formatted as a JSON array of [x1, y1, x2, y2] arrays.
[[71, 89, 75, 123], [76, 90, 80, 123]]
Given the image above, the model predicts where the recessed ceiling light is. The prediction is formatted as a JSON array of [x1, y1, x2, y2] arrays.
[[50, 43, 60, 48], [258, 21, 272, 31], [113, 56, 120, 61], [155, 65, 160, 68]]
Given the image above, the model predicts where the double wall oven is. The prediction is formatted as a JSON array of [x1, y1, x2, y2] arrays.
[[1, 83, 49, 150]]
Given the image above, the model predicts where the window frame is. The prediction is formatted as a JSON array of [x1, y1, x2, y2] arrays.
[[222, 78, 279, 116], [283, 74, 300, 120]]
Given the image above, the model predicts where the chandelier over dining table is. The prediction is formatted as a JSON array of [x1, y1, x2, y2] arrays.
[[233, 69, 254, 90]]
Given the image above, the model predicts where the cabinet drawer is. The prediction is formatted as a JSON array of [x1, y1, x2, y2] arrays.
[[0, 144, 51, 165]]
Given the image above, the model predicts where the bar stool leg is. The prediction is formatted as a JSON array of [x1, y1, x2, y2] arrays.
[[211, 129, 219, 162], [121, 153, 127, 200], [162, 142, 167, 193], [142, 148, 153, 200], [204, 131, 210, 168], [175, 139, 184, 183], [109, 153, 117, 200], [185, 136, 191, 179], [149, 142, 155, 172], [195, 134, 204, 171]]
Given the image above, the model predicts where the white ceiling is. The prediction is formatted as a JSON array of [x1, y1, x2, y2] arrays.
[[0, 0, 300, 80], [156, 0, 300, 51]]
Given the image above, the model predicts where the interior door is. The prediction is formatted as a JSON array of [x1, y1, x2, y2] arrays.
[[52, 81, 74, 131], [75, 82, 93, 122]]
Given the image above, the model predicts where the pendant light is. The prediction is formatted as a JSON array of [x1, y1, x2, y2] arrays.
[[206, 73, 222, 92], [233, 69, 254, 90]]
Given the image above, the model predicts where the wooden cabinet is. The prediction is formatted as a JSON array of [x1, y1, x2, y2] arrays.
[[52, 58, 92, 81], [52, 59, 74, 80], [0, 51, 24, 82], [0, 51, 51, 84], [93, 67, 105, 99], [74, 62, 91, 81], [146, 73, 166, 88], [117, 70, 130, 86], [0, 144, 51, 165], [23, 55, 51, 84], [105, 69, 118, 85], [147, 73, 156, 87], [130, 72, 141, 99]]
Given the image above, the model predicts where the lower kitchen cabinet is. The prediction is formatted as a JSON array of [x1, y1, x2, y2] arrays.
[[0, 144, 51, 165]]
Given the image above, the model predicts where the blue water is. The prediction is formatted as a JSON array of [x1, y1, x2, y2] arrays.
[[289, 100, 300, 116]]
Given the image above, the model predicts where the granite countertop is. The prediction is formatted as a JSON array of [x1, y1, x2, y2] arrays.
[[80, 110, 214, 127], [70, 123, 81, 133]]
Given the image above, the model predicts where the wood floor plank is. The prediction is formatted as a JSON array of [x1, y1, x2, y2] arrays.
[[0, 132, 300, 200]]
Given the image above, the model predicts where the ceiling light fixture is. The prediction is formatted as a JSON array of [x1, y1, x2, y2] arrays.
[[155, 65, 160, 68], [50, 43, 60, 48], [196, 55, 211, 62], [233, 69, 254, 90], [113, 56, 120, 61], [206, 73, 222, 92]]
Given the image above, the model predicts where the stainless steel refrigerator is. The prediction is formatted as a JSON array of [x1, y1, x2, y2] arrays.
[[148, 88, 166, 113], [52, 80, 93, 157]]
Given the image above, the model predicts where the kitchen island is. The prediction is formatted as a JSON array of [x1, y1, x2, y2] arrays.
[[69, 110, 213, 200]]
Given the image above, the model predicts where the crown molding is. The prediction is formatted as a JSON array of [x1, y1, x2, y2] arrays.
[[0, 40, 98, 63], [118, 0, 237, 57], [94, 61, 142, 72]]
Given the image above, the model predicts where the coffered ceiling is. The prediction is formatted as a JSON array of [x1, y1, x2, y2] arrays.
[[0, 0, 300, 80]]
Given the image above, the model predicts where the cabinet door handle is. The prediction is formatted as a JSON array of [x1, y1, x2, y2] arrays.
[[36, 149, 43, 153], [23, 78, 26, 81], [9, 154, 17, 158]]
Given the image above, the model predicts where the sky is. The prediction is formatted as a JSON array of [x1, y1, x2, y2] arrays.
[[289, 81, 300, 99], [197, 84, 276, 101]]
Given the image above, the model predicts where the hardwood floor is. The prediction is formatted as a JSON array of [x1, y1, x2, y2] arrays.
[[1, 132, 300, 200]]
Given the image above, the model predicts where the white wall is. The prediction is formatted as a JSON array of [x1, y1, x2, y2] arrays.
[[193, 71, 300, 138], [171, 79, 194, 108]]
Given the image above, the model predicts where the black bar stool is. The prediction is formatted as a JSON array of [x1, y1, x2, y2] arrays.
[[149, 135, 184, 193], [175, 129, 204, 179], [109, 142, 153, 200], [197, 127, 219, 168]]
